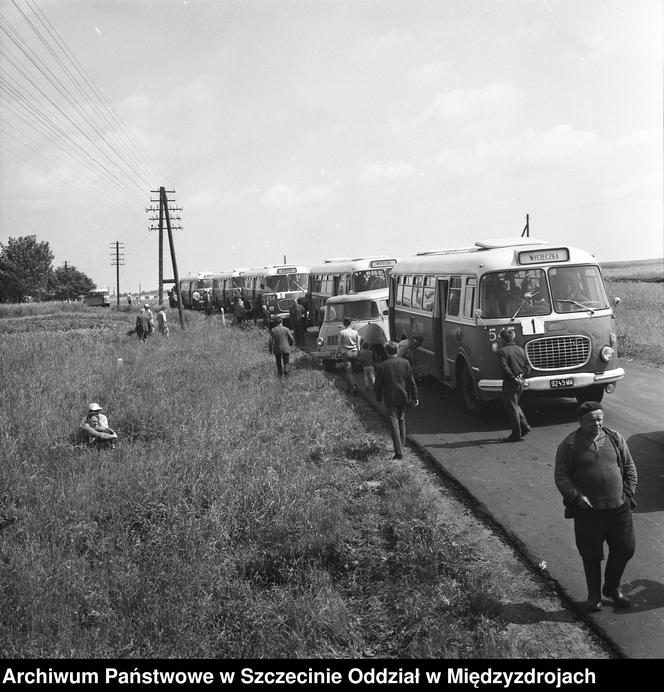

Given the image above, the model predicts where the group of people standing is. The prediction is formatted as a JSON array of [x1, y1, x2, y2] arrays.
[[134, 302, 169, 341]]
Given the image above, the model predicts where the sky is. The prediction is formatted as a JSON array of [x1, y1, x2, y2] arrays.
[[1, 0, 662, 295]]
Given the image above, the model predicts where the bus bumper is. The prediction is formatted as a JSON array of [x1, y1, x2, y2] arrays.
[[478, 367, 626, 393]]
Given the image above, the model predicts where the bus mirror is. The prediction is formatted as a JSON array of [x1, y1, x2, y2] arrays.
[[474, 309, 487, 329], [613, 297, 621, 306]]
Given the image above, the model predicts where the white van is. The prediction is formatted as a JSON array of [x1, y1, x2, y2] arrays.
[[315, 289, 390, 371]]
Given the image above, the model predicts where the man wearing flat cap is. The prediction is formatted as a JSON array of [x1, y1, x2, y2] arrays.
[[554, 401, 638, 613]]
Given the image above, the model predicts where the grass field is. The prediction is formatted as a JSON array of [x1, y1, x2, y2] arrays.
[[1, 308, 555, 658], [601, 258, 663, 283]]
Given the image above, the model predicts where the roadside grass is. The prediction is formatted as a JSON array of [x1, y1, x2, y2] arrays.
[[1, 308, 558, 658], [605, 280, 664, 366]]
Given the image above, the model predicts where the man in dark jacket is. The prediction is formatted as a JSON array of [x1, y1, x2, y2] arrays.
[[268, 316, 294, 377], [497, 327, 531, 442], [373, 341, 419, 460], [135, 308, 149, 343], [555, 401, 638, 613]]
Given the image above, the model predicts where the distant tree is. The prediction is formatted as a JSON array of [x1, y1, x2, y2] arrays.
[[48, 263, 96, 301], [0, 235, 54, 303]]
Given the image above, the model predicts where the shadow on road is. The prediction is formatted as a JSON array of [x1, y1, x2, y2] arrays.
[[498, 602, 577, 625], [609, 578, 664, 613], [627, 432, 664, 514]]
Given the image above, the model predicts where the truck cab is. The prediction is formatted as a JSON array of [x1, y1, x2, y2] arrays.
[[315, 289, 389, 371]]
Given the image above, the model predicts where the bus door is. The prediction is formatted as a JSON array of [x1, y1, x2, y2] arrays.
[[436, 279, 450, 380], [388, 274, 398, 340]]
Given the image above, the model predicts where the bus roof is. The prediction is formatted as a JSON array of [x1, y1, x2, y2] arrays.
[[309, 256, 398, 273], [393, 240, 598, 275], [326, 288, 389, 305]]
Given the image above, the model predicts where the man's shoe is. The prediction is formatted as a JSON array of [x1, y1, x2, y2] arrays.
[[521, 426, 532, 436], [584, 598, 602, 613], [392, 454, 403, 460], [602, 586, 631, 608], [502, 436, 522, 442]]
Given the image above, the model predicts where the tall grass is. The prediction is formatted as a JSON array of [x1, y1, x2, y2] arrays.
[[0, 307, 543, 658], [605, 280, 664, 366]]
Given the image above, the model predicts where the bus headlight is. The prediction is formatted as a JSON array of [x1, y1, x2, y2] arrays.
[[316, 337, 324, 347], [600, 346, 615, 362], [268, 305, 275, 312]]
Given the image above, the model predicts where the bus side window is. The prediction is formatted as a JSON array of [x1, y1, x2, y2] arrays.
[[448, 276, 461, 316], [412, 275, 423, 310], [463, 277, 476, 318], [402, 276, 413, 308], [422, 275, 435, 312]]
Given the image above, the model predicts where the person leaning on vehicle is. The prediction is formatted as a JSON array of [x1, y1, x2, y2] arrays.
[[554, 401, 637, 613]]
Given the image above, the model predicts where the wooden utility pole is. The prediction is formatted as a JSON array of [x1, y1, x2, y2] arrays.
[[148, 188, 184, 328], [110, 241, 125, 306]]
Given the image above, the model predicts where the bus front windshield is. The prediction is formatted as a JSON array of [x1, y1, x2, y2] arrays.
[[549, 266, 609, 312], [265, 273, 308, 293], [325, 300, 379, 323], [352, 270, 387, 292], [480, 269, 551, 318]]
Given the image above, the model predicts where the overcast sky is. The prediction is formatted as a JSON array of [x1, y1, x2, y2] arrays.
[[1, 0, 662, 294]]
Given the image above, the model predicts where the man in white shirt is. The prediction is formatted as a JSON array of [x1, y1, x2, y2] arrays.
[[337, 317, 361, 395]]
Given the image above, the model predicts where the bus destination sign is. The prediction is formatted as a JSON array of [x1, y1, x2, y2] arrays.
[[277, 267, 297, 274], [518, 248, 569, 265], [370, 259, 397, 268]]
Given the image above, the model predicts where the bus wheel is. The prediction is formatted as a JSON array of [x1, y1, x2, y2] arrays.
[[575, 385, 605, 405], [322, 359, 337, 372], [459, 362, 485, 416]]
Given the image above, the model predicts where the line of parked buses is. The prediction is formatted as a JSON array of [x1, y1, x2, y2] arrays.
[[178, 237, 624, 414]]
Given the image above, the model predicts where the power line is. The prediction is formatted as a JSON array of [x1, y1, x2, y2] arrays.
[[0, 0, 164, 207]]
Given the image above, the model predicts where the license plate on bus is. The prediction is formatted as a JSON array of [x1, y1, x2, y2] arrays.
[[550, 378, 574, 389]]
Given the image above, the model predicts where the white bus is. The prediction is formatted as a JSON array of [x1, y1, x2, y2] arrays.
[[389, 238, 624, 414], [307, 256, 398, 326], [83, 288, 110, 307], [178, 273, 214, 309], [240, 265, 309, 324]]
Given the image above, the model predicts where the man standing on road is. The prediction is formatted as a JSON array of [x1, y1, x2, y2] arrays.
[[554, 401, 638, 613], [373, 341, 419, 460], [268, 316, 294, 378], [497, 327, 531, 442], [337, 317, 361, 395]]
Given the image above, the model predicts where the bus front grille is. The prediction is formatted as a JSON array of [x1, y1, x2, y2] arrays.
[[326, 335, 339, 347], [278, 299, 295, 312], [526, 335, 591, 371]]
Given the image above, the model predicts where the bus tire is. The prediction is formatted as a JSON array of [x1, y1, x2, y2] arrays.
[[322, 359, 337, 372], [458, 361, 486, 417], [575, 385, 605, 405]]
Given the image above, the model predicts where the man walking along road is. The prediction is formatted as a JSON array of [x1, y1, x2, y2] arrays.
[[268, 316, 294, 377], [337, 317, 361, 395], [554, 401, 638, 613], [497, 327, 531, 442], [373, 341, 419, 460]]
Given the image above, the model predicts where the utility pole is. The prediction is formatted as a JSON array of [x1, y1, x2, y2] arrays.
[[64, 260, 69, 301], [521, 213, 530, 238], [110, 241, 125, 306], [147, 188, 184, 328]]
